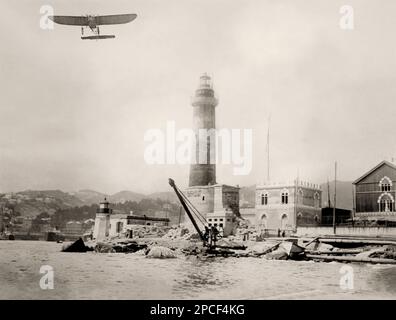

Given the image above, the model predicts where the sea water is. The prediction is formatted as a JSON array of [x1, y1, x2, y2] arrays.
[[0, 241, 395, 299]]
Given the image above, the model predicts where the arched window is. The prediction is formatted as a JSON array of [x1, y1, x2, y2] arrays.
[[379, 177, 392, 192], [378, 193, 394, 212], [261, 193, 268, 205], [297, 212, 303, 218], [297, 212, 303, 222], [281, 214, 288, 229], [260, 214, 267, 229], [281, 189, 289, 204]]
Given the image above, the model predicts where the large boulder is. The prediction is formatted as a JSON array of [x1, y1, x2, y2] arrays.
[[305, 241, 334, 252], [263, 247, 288, 260], [146, 246, 177, 259], [359, 245, 396, 260], [112, 241, 147, 253], [94, 242, 116, 253], [62, 238, 90, 253], [215, 238, 247, 250], [248, 242, 278, 255]]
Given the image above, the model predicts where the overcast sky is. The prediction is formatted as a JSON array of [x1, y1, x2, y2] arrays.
[[1, 0, 396, 194]]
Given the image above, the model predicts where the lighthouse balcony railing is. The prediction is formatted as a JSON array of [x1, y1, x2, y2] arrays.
[[191, 95, 218, 107]]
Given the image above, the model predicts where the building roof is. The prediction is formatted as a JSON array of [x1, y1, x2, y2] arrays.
[[99, 197, 110, 204], [128, 215, 169, 222], [353, 160, 396, 185], [257, 180, 321, 190], [110, 213, 128, 219], [321, 207, 352, 214], [66, 221, 81, 224]]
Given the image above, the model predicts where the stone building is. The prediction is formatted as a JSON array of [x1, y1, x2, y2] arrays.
[[93, 200, 171, 239], [185, 184, 239, 236], [255, 180, 322, 235], [63, 221, 84, 237], [108, 213, 170, 237], [353, 160, 396, 222]]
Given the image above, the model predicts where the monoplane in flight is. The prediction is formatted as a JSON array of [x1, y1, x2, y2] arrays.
[[49, 14, 137, 40]]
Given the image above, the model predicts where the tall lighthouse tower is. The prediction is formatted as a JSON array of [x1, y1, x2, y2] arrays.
[[189, 73, 218, 187], [184, 73, 240, 237]]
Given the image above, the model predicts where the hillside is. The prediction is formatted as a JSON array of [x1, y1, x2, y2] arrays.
[[1, 180, 354, 222], [0, 188, 180, 221], [111, 190, 146, 203], [19, 190, 84, 207], [1, 190, 84, 218], [71, 190, 170, 205], [70, 189, 106, 206], [147, 191, 177, 202]]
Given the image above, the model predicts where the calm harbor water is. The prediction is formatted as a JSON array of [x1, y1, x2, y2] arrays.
[[0, 241, 395, 300]]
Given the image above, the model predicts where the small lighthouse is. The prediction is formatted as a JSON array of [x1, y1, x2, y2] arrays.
[[93, 197, 112, 240], [189, 73, 218, 187]]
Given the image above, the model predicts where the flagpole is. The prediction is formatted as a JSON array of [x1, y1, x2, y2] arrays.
[[267, 115, 270, 182], [333, 162, 337, 235]]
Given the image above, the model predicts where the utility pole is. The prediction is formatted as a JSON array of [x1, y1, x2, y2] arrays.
[[352, 184, 355, 225], [294, 169, 299, 232], [333, 162, 337, 235], [267, 115, 271, 182], [327, 178, 331, 208]]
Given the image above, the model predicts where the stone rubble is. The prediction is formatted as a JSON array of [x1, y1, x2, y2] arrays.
[[60, 222, 396, 264]]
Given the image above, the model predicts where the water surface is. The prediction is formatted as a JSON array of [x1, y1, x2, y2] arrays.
[[0, 241, 395, 299]]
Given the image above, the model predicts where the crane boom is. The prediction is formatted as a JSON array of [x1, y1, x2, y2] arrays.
[[168, 178, 206, 242]]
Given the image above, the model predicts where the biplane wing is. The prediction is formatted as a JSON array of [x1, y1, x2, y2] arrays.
[[49, 14, 137, 26], [49, 16, 89, 26], [48, 13, 137, 40], [95, 14, 137, 25]]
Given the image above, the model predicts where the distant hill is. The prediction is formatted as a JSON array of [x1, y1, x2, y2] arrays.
[[147, 191, 177, 202], [321, 181, 353, 210], [1, 188, 182, 227], [111, 190, 146, 203], [71, 189, 106, 205], [1, 190, 84, 218], [1, 180, 354, 221], [72, 190, 176, 205], [19, 190, 84, 207]]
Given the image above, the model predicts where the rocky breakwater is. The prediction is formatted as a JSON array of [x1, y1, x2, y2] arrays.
[[304, 238, 396, 264], [94, 239, 148, 253]]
